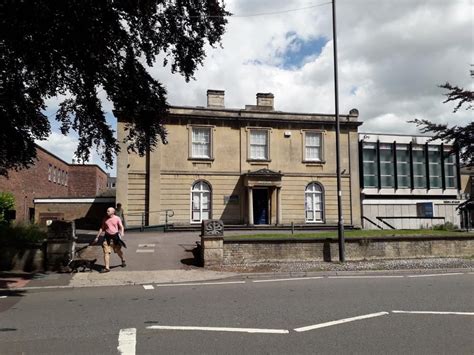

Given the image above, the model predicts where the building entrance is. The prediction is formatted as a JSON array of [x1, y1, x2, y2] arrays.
[[253, 188, 269, 225]]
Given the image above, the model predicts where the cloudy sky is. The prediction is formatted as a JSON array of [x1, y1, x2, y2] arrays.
[[37, 0, 472, 175]]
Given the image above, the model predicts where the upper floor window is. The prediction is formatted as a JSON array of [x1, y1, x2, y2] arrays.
[[65, 172, 68, 187], [249, 130, 269, 160], [304, 132, 322, 162], [53, 167, 57, 183], [379, 144, 394, 188], [48, 164, 52, 182], [362, 143, 378, 188], [444, 149, 457, 188], [191, 127, 211, 159], [428, 146, 442, 188], [396, 144, 410, 188], [412, 145, 426, 188]]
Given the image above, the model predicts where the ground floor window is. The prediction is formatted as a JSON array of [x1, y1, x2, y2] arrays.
[[191, 181, 211, 223], [305, 183, 324, 222]]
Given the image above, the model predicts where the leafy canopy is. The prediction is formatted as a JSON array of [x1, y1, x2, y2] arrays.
[[411, 71, 474, 166], [0, 0, 229, 176]]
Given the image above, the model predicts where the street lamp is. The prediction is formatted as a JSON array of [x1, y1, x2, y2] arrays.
[[332, 0, 345, 262]]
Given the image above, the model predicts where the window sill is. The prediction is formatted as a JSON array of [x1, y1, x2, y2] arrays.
[[248, 159, 271, 163], [188, 157, 214, 162], [303, 160, 325, 165]]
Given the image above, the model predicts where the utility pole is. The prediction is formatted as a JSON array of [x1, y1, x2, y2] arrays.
[[332, 0, 345, 262]]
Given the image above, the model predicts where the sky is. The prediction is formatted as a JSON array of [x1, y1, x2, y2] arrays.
[[36, 0, 473, 175]]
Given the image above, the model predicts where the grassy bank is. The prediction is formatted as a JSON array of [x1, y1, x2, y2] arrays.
[[226, 229, 474, 240]]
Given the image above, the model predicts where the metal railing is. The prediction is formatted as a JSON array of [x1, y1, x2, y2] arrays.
[[126, 209, 174, 232]]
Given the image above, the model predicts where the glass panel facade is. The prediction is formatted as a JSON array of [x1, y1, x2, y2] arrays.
[[250, 130, 268, 160], [412, 146, 426, 188], [444, 149, 457, 188], [379, 144, 394, 188], [305, 132, 322, 161], [396, 144, 410, 188], [362, 143, 378, 187], [192, 128, 211, 158], [428, 146, 441, 188]]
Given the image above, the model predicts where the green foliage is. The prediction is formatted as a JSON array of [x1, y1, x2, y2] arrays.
[[0, 0, 229, 175], [0, 223, 47, 247], [432, 222, 457, 231], [0, 192, 15, 223]]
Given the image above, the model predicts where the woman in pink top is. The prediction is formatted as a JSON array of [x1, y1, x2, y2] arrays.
[[94, 207, 126, 273]]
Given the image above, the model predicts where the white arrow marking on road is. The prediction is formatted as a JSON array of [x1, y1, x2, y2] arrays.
[[118, 328, 136, 355], [392, 310, 474, 316], [143, 285, 154, 290], [156, 281, 246, 287], [146, 325, 289, 334], [136, 249, 155, 253], [253, 276, 324, 283], [294, 312, 389, 332], [407, 273, 464, 278]]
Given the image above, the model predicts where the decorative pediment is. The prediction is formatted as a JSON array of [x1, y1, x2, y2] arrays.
[[246, 168, 283, 177]]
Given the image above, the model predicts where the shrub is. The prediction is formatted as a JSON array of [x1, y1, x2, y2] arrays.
[[432, 222, 458, 231], [0, 192, 15, 223], [0, 223, 47, 247]]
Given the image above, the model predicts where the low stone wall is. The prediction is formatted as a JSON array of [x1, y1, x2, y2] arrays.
[[201, 236, 474, 266], [0, 244, 45, 272]]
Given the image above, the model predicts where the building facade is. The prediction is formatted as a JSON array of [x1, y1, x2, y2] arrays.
[[116, 90, 362, 228], [0, 145, 109, 223], [359, 133, 463, 229]]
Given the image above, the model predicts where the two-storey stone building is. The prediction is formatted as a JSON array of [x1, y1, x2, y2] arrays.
[[116, 90, 362, 228]]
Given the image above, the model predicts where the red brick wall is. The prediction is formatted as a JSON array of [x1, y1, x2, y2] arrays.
[[68, 165, 108, 197], [0, 148, 70, 222]]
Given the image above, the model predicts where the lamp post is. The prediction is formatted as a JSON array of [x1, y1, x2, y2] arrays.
[[332, 0, 345, 262]]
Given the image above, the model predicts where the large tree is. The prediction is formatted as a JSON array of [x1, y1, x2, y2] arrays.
[[411, 71, 473, 166], [0, 0, 229, 176]]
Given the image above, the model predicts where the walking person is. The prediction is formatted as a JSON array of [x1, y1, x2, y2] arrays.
[[94, 207, 126, 273], [115, 203, 127, 229]]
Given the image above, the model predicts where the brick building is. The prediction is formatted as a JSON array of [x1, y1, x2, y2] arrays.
[[0, 145, 109, 223]]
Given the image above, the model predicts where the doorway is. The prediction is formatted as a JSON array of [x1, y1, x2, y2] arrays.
[[253, 188, 269, 225]]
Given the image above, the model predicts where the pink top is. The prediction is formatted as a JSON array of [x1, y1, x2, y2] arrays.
[[102, 215, 123, 235]]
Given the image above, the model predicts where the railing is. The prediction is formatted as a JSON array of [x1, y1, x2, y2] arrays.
[[126, 209, 174, 232]]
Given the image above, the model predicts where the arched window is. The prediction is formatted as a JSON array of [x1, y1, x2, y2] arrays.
[[305, 183, 324, 223], [191, 181, 212, 223]]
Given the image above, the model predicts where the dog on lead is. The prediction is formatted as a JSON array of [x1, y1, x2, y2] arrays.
[[65, 244, 97, 273]]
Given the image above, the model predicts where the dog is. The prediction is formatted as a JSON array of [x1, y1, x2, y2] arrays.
[[67, 258, 97, 273]]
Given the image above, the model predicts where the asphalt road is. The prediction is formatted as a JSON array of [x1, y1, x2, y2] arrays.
[[1, 272, 473, 354]]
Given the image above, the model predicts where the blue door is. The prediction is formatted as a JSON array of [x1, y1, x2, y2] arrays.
[[253, 189, 269, 224]]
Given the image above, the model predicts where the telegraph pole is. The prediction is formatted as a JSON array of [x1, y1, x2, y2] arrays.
[[332, 0, 345, 262]]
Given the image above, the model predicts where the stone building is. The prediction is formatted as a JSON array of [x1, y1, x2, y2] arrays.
[[116, 90, 362, 228], [0, 145, 109, 223], [359, 133, 464, 229]]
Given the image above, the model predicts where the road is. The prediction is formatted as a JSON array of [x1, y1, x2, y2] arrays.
[[1, 271, 473, 354]]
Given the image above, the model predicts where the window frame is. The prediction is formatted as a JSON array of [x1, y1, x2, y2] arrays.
[[187, 125, 215, 161], [190, 180, 212, 224], [443, 147, 457, 189], [302, 130, 325, 163], [362, 142, 378, 188], [247, 128, 271, 162], [379, 143, 394, 188], [304, 182, 325, 223], [412, 145, 427, 189], [396, 144, 410, 188]]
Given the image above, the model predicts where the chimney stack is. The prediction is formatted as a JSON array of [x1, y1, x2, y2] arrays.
[[256, 93, 274, 110], [207, 90, 225, 108]]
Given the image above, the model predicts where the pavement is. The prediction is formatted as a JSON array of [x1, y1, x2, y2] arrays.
[[0, 229, 473, 291]]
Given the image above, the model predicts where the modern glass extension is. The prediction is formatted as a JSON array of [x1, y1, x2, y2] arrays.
[[360, 141, 459, 190]]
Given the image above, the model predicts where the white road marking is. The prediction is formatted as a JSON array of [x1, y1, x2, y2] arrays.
[[136, 249, 155, 253], [143, 285, 154, 290], [0, 296, 7, 299], [138, 244, 156, 248], [392, 310, 474, 316], [328, 275, 404, 279], [117, 328, 136, 355], [146, 325, 289, 334], [294, 312, 389, 332], [407, 273, 464, 278], [253, 276, 324, 283], [156, 281, 246, 287]]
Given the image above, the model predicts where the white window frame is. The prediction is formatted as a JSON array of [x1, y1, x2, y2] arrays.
[[48, 164, 52, 182], [247, 128, 271, 161], [305, 182, 324, 223], [190, 181, 212, 224], [188, 125, 214, 160], [302, 130, 324, 163]]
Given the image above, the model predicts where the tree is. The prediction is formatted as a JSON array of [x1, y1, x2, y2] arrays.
[[0, 0, 229, 176], [411, 71, 473, 166]]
